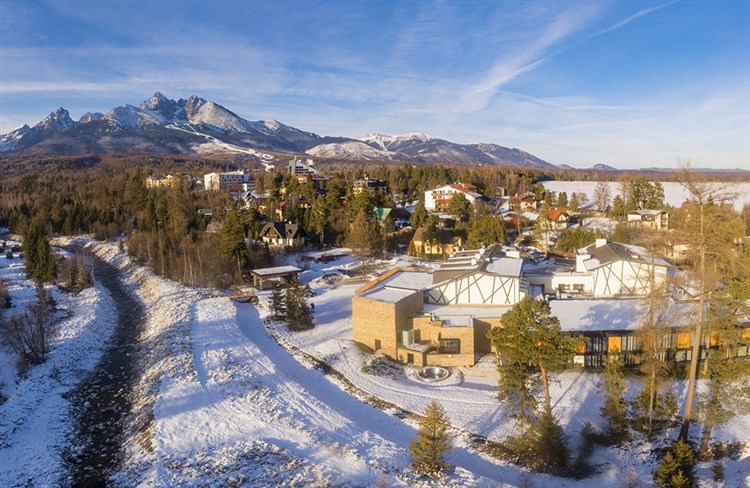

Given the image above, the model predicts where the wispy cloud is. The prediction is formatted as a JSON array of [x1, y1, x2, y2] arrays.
[[449, 5, 601, 114], [587, 1, 678, 39]]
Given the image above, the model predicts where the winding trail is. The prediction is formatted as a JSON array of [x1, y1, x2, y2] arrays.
[[65, 257, 146, 487]]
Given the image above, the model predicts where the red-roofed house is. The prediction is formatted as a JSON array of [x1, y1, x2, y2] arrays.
[[548, 208, 571, 230], [424, 183, 484, 211]]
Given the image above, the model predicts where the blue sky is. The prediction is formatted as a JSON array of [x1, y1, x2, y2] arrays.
[[1, 1, 748, 169]]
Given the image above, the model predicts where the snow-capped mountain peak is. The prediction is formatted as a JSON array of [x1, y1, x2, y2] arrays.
[[37, 108, 75, 132], [138, 92, 181, 122], [264, 119, 281, 131], [79, 112, 104, 124], [361, 132, 436, 150]]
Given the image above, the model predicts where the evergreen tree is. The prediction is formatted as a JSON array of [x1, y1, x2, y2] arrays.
[[410, 198, 428, 229], [345, 208, 380, 261], [557, 191, 568, 209], [447, 193, 471, 223], [612, 223, 628, 243], [409, 401, 452, 477], [569, 192, 580, 213], [270, 284, 286, 319], [530, 409, 569, 473], [285, 277, 314, 331], [23, 220, 57, 285], [612, 194, 625, 218], [599, 349, 630, 443], [467, 205, 505, 248], [488, 296, 580, 428], [534, 201, 552, 253], [654, 440, 696, 488], [218, 210, 248, 278]]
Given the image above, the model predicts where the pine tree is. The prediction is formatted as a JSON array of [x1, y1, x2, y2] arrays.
[[447, 192, 471, 223], [569, 192, 580, 213], [612, 194, 625, 218], [409, 401, 452, 477], [410, 198, 428, 229], [599, 349, 630, 443], [531, 408, 569, 473], [23, 220, 56, 285], [487, 296, 580, 430], [285, 277, 314, 331], [218, 210, 248, 279], [654, 440, 696, 488], [270, 284, 286, 319], [612, 223, 628, 243]]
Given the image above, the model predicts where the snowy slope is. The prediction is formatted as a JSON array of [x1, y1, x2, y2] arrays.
[[306, 140, 395, 159]]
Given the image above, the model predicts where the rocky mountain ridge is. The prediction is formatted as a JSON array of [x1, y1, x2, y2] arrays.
[[1, 92, 555, 168]]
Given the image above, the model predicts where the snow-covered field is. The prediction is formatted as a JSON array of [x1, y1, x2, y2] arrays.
[[1, 240, 748, 486], [542, 180, 750, 212]]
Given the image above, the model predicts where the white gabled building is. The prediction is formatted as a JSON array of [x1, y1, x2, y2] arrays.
[[204, 170, 254, 191], [575, 239, 670, 298], [425, 248, 527, 306], [424, 183, 484, 212]]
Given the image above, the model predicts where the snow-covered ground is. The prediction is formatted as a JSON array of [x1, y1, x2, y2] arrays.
[[542, 180, 750, 212], [0, 237, 117, 486], [1, 240, 748, 486]]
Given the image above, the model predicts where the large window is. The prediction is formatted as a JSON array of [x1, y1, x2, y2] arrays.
[[439, 339, 460, 354], [586, 336, 607, 353], [621, 335, 639, 352]]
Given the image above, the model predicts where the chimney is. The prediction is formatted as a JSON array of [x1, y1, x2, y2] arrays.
[[595, 238, 607, 248]]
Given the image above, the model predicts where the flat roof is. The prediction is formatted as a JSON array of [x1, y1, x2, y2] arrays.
[[550, 298, 696, 332], [360, 286, 419, 304], [379, 271, 434, 291], [423, 303, 512, 319], [484, 257, 523, 276], [251, 265, 303, 277]]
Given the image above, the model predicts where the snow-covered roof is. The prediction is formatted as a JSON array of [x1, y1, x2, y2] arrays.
[[628, 209, 667, 216], [484, 257, 523, 277], [550, 299, 695, 332], [378, 271, 433, 291], [423, 303, 512, 319], [579, 241, 671, 270], [251, 265, 303, 277], [360, 286, 419, 304]]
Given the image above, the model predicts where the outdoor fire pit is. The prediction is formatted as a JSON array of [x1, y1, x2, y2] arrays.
[[416, 366, 452, 383]]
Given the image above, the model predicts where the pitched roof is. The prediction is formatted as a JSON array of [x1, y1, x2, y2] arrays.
[[579, 241, 671, 270], [371, 207, 392, 223], [412, 227, 461, 245], [548, 208, 569, 221], [260, 221, 302, 239]]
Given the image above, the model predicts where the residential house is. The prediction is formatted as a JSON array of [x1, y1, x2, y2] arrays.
[[353, 178, 388, 195], [260, 222, 306, 247], [410, 228, 463, 258], [424, 183, 484, 212], [510, 192, 537, 212], [627, 209, 669, 230], [547, 208, 571, 230]]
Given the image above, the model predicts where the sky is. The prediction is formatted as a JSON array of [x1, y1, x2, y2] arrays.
[[0, 0, 748, 169]]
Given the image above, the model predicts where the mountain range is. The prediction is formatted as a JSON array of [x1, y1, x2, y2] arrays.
[[0, 93, 556, 168]]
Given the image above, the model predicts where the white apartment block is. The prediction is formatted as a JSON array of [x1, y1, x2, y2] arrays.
[[204, 170, 254, 191]]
